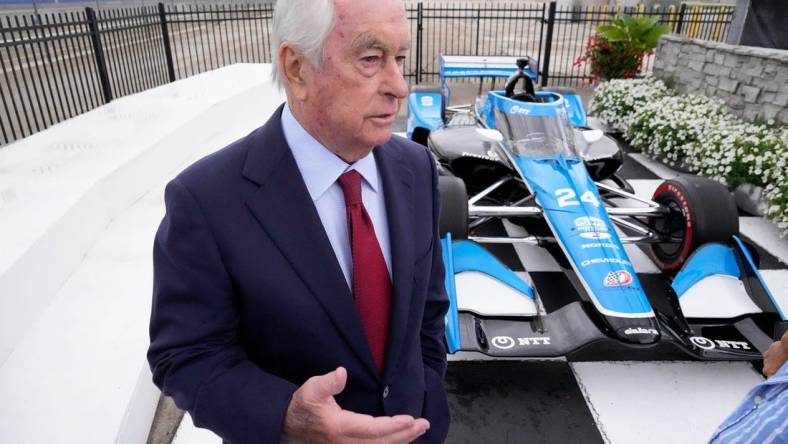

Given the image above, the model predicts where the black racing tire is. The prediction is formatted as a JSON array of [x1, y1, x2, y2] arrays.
[[411, 127, 430, 147], [438, 175, 469, 240], [649, 176, 739, 272]]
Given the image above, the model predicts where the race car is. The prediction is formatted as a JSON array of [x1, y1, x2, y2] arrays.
[[408, 55, 787, 361]]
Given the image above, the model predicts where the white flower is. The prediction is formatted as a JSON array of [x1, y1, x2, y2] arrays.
[[592, 78, 788, 236]]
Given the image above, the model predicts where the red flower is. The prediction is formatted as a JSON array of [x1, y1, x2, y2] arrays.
[[578, 33, 646, 82]]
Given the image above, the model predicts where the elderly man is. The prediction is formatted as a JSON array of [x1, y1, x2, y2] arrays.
[[146, 0, 450, 442], [709, 330, 788, 443]]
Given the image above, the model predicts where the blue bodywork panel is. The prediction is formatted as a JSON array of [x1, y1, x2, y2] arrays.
[[732, 236, 787, 320], [516, 155, 653, 317], [561, 93, 587, 127], [487, 89, 654, 318], [480, 90, 565, 128], [442, 236, 536, 353], [406, 91, 443, 138], [451, 240, 534, 298], [670, 239, 786, 320], [441, 234, 462, 353], [441, 233, 460, 353], [488, 90, 564, 117], [671, 244, 741, 297], [439, 65, 538, 80]]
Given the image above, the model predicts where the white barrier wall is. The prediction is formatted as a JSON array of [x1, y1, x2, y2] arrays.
[[0, 64, 285, 443]]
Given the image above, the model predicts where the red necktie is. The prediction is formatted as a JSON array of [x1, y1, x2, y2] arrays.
[[338, 170, 391, 372]]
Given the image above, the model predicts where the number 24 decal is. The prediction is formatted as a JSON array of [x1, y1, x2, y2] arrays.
[[555, 188, 600, 207]]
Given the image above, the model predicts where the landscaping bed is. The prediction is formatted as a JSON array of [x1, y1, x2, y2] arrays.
[[590, 77, 788, 235]]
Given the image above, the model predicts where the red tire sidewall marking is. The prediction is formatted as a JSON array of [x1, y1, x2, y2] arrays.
[[652, 182, 694, 271]]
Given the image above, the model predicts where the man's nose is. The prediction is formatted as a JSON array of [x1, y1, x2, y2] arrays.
[[382, 58, 408, 100]]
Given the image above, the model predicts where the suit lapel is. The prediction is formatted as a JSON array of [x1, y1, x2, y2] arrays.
[[242, 107, 379, 378], [374, 144, 416, 378]]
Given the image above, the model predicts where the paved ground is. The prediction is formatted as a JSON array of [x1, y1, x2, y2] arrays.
[[445, 361, 605, 444]]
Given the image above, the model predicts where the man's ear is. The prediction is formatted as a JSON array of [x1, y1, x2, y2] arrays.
[[280, 44, 309, 101]]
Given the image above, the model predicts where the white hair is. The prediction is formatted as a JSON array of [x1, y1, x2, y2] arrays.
[[271, 0, 337, 89]]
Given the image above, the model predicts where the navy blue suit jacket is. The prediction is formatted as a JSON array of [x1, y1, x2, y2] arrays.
[[147, 105, 450, 443]]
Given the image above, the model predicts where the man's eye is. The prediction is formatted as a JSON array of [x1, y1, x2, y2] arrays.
[[362, 56, 380, 64], [396, 56, 407, 66]]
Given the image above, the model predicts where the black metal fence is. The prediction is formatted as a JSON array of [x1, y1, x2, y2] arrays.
[[407, 2, 549, 85], [0, 3, 274, 146], [165, 4, 274, 80], [1, 12, 100, 142], [0, 1, 734, 147], [541, 3, 734, 85], [407, 2, 733, 86]]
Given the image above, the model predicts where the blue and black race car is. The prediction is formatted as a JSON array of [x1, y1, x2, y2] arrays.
[[408, 56, 787, 361]]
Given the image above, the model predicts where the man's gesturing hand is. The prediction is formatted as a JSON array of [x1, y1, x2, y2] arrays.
[[282, 367, 430, 443], [763, 330, 788, 379]]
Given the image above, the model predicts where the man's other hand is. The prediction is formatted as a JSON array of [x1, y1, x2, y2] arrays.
[[282, 367, 430, 443], [763, 330, 788, 379]]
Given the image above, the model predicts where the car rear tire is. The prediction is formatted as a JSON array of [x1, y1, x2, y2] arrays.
[[438, 175, 469, 240], [649, 176, 739, 271]]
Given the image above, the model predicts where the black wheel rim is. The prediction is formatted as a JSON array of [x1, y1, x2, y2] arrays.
[[652, 197, 687, 261]]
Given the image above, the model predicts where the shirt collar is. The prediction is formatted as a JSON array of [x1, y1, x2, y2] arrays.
[[281, 103, 380, 201]]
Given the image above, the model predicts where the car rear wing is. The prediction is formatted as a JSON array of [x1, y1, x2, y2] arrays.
[[407, 55, 541, 140], [439, 55, 538, 101], [439, 55, 539, 83]]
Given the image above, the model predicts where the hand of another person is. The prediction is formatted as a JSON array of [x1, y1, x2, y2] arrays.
[[282, 367, 430, 444], [762, 330, 788, 379]]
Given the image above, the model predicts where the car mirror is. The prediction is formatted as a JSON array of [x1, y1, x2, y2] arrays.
[[476, 128, 504, 143], [582, 129, 604, 144]]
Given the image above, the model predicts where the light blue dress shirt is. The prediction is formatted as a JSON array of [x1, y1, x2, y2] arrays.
[[281, 104, 392, 290], [709, 362, 788, 444]]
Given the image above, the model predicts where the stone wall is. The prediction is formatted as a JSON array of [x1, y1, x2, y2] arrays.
[[653, 34, 788, 124]]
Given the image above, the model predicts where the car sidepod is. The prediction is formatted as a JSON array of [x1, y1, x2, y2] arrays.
[[407, 85, 443, 140]]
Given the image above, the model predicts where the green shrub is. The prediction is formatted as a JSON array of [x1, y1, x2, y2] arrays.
[[577, 14, 670, 81]]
